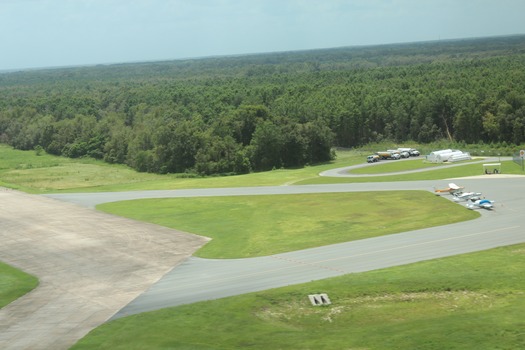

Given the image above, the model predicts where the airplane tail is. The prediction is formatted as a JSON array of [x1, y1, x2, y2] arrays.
[[433, 187, 446, 193]]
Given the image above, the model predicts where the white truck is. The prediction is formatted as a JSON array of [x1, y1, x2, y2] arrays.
[[397, 147, 420, 157]]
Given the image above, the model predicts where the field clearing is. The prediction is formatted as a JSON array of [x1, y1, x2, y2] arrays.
[[0, 144, 364, 193]]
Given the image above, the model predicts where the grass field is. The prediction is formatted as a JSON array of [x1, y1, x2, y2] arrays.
[[298, 160, 523, 184], [348, 158, 455, 174], [71, 243, 525, 350], [0, 144, 360, 192], [0, 144, 164, 193], [98, 191, 479, 258], [2, 144, 522, 193], [0, 261, 38, 309], [0, 144, 525, 193]]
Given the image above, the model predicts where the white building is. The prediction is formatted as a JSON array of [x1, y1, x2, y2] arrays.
[[427, 149, 471, 163]]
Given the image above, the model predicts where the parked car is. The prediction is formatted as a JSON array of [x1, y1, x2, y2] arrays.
[[367, 155, 380, 163]]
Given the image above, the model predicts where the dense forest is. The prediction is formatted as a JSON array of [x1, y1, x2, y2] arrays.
[[1, 35, 525, 175]]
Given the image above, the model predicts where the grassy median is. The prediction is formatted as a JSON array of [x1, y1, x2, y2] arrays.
[[98, 191, 479, 258], [0, 261, 38, 309]]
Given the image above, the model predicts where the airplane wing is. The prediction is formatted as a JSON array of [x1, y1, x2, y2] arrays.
[[448, 183, 460, 190]]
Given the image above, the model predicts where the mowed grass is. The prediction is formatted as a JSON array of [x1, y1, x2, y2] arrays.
[[0, 144, 364, 193], [98, 191, 479, 258], [348, 157, 454, 174], [0, 144, 162, 193], [1, 144, 524, 192], [298, 160, 523, 185], [71, 243, 525, 350], [0, 261, 38, 308]]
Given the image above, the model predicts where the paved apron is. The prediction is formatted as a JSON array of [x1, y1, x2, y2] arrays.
[[0, 189, 208, 350]]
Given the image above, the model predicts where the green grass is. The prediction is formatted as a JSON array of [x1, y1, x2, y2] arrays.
[[349, 158, 454, 174], [2, 142, 523, 349], [1, 144, 523, 193], [98, 191, 479, 258], [71, 243, 525, 350], [0, 144, 365, 193], [0, 144, 164, 193], [0, 261, 38, 309], [298, 160, 524, 185]]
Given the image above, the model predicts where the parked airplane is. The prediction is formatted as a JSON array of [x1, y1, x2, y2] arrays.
[[434, 183, 464, 195], [452, 191, 482, 202], [466, 198, 495, 210]]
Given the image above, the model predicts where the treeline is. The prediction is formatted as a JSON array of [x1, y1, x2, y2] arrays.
[[0, 100, 335, 174], [1, 35, 525, 175]]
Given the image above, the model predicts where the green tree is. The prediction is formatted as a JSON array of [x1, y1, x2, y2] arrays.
[[154, 120, 204, 173], [227, 105, 270, 145], [248, 120, 284, 171], [194, 135, 248, 175]]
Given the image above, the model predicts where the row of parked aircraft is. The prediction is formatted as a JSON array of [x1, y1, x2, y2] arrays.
[[434, 183, 495, 210]]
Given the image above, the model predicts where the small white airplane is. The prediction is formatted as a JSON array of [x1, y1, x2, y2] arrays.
[[452, 191, 482, 202], [434, 183, 464, 195], [466, 198, 495, 210]]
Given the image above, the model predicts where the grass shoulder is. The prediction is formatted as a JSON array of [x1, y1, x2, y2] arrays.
[[71, 243, 525, 350]]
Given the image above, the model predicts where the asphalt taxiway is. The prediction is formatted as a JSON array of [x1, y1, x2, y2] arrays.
[[45, 173, 525, 319]]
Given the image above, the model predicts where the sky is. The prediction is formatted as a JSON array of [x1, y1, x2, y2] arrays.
[[1, 0, 525, 71]]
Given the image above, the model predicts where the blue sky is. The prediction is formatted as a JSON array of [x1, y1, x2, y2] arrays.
[[1, 0, 525, 71]]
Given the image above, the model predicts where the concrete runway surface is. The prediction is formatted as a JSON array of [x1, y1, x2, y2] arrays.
[[0, 189, 208, 350], [1, 163, 524, 349]]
